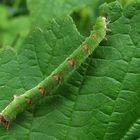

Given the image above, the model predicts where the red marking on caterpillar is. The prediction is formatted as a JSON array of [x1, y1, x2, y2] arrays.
[[39, 87, 46, 96], [52, 74, 60, 81], [92, 33, 97, 38], [16, 105, 23, 111], [82, 44, 92, 55], [82, 44, 88, 50], [0, 113, 10, 129], [67, 58, 74, 66], [25, 97, 32, 105]]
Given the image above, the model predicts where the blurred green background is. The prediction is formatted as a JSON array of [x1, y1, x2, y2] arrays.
[[0, 0, 133, 48]]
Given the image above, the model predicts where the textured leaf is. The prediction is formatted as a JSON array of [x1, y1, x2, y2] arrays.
[[103, 1, 140, 139], [0, 1, 140, 140], [0, 16, 84, 139], [27, 0, 96, 27]]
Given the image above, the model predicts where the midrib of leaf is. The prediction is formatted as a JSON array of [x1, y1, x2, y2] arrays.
[[103, 1, 140, 139], [118, 39, 140, 140], [103, 31, 137, 140], [122, 118, 140, 140]]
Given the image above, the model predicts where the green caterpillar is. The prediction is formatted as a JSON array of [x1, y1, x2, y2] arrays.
[[0, 17, 107, 129]]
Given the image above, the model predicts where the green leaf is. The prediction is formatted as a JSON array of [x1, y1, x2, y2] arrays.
[[0, 5, 31, 48], [0, 16, 84, 139], [103, 1, 140, 139], [27, 0, 95, 27], [0, 1, 140, 140]]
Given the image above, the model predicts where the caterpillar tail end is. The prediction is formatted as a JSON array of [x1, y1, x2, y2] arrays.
[[0, 113, 10, 129]]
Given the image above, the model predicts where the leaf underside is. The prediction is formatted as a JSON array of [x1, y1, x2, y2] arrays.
[[0, 1, 140, 140]]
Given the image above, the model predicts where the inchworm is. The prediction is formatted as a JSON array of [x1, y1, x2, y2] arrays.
[[0, 17, 107, 129]]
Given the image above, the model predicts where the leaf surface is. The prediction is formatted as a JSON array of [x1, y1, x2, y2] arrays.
[[0, 1, 140, 140]]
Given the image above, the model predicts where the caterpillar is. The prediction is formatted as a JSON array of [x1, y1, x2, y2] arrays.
[[0, 17, 107, 129]]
